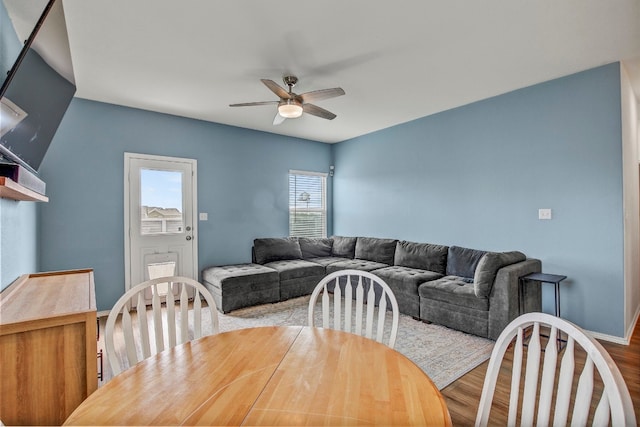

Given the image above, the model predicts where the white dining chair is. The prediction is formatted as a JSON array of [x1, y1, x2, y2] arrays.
[[105, 276, 219, 375], [475, 312, 636, 427], [308, 269, 399, 348]]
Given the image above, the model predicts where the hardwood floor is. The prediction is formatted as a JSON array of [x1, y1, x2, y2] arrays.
[[442, 320, 640, 425]]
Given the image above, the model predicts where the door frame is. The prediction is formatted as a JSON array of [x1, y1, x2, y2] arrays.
[[124, 152, 198, 293]]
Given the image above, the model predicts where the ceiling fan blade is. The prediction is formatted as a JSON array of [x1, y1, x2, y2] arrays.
[[299, 87, 345, 104], [303, 103, 337, 120], [261, 79, 291, 99], [229, 101, 279, 107], [273, 113, 286, 126]]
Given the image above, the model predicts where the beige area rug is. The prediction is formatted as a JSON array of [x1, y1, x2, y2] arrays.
[[214, 295, 494, 390]]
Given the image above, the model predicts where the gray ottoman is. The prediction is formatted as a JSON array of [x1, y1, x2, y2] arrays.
[[201, 263, 279, 313]]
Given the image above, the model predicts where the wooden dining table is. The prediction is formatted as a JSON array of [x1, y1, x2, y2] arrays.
[[64, 326, 452, 426]]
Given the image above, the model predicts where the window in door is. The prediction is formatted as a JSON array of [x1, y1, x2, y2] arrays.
[[289, 170, 327, 238], [140, 168, 184, 235]]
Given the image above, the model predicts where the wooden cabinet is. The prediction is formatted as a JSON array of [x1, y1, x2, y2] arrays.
[[0, 269, 97, 425]]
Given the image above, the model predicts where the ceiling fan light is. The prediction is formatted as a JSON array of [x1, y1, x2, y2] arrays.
[[278, 100, 303, 118]]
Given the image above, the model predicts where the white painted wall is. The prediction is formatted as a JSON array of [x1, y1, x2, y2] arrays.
[[620, 63, 640, 341]]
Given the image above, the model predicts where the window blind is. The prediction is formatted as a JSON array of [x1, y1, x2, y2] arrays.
[[289, 171, 327, 238]]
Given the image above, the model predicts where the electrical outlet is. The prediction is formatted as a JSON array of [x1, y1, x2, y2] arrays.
[[199, 212, 208, 221], [538, 209, 552, 220]]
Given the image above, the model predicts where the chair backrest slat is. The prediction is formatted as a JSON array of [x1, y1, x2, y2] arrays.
[[152, 284, 164, 353], [553, 337, 575, 427], [180, 284, 189, 343], [121, 308, 137, 368], [166, 281, 176, 348], [475, 312, 636, 427], [376, 290, 387, 343], [365, 282, 375, 340], [521, 322, 541, 426], [344, 278, 352, 333], [322, 286, 330, 328], [507, 327, 524, 426], [537, 326, 559, 426], [354, 276, 364, 335], [136, 292, 151, 358], [572, 357, 595, 426], [194, 289, 202, 338], [592, 390, 611, 426], [333, 279, 342, 330], [308, 270, 400, 349], [105, 276, 219, 376]]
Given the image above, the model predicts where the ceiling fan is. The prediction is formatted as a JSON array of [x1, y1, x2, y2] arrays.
[[229, 76, 345, 125]]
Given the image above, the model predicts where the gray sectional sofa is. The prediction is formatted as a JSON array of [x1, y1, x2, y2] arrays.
[[202, 236, 541, 340]]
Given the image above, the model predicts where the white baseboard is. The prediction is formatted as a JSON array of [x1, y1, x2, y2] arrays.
[[585, 307, 639, 346], [587, 330, 630, 345], [626, 305, 640, 339]]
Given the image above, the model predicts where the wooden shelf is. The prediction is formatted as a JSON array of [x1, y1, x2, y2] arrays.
[[0, 176, 48, 202]]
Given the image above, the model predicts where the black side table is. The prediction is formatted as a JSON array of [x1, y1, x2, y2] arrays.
[[519, 272, 567, 317], [519, 272, 567, 350]]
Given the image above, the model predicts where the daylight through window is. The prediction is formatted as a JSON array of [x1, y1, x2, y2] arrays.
[[140, 168, 184, 235], [289, 170, 327, 238]]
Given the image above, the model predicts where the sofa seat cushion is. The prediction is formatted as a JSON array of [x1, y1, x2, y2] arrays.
[[306, 256, 350, 267], [418, 276, 489, 311], [355, 237, 397, 265], [202, 263, 279, 289], [394, 241, 448, 275], [446, 246, 487, 280], [373, 266, 443, 297], [325, 259, 389, 273], [254, 237, 302, 264], [264, 259, 325, 281]]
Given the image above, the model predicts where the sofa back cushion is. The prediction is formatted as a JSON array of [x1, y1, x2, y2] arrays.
[[446, 246, 487, 279], [253, 238, 302, 264], [355, 237, 397, 265], [331, 236, 357, 258], [299, 237, 333, 258], [394, 241, 448, 274], [474, 251, 526, 297]]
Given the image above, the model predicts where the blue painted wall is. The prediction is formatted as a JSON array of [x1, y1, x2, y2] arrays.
[[0, 199, 38, 290], [0, 0, 22, 78], [332, 63, 624, 336], [38, 99, 332, 311], [5, 60, 628, 338], [0, 1, 39, 291]]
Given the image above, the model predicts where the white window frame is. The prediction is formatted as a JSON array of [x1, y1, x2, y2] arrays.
[[289, 170, 328, 238]]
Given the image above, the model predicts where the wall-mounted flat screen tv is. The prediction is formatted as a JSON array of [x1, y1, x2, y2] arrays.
[[0, 0, 75, 174]]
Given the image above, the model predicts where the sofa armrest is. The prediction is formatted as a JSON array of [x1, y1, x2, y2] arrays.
[[487, 258, 542, 340]]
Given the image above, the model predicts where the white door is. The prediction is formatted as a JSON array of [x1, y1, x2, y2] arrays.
[[124, 153, 198, 301]]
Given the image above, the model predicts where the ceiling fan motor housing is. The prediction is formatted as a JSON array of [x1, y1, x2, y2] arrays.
[[283, 75, 298, 89]]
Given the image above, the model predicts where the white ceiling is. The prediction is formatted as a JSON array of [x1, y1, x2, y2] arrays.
[[55, 1, 640, 143]]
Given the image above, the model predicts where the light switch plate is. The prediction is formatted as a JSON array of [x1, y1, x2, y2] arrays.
[[538, 208, 552, 220], [199, 212, 208, 221]]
